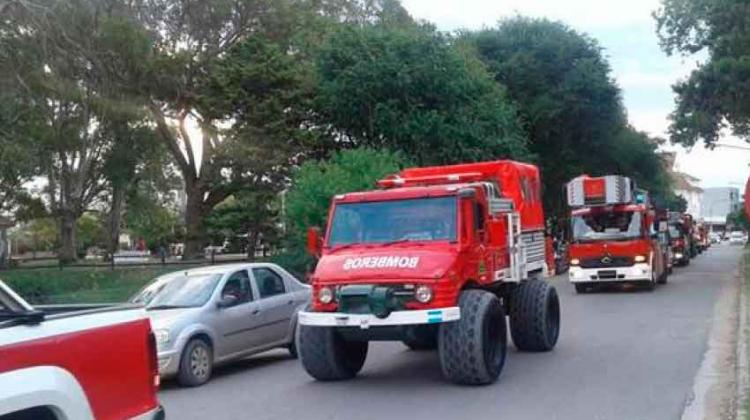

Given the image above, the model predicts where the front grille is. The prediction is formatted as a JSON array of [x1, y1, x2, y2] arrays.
[[580, 256, 634, 269]]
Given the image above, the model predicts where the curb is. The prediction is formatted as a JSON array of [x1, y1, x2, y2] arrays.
[[736, 255, 748, 420], [681, 260, 742, 420]]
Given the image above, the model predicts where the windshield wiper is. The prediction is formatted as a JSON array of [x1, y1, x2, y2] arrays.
[[0, 310, 45, 327], [147, 304, 192, 310]]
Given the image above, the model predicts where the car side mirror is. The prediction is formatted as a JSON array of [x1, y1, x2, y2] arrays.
[[217, 295, 239, 309], [306, 227, 322, 258]]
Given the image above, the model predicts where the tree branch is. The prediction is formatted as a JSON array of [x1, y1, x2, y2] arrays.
[[148, 101, 194, 179]]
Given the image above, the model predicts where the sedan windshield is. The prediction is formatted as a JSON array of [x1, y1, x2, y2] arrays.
[[328, 197, 457, 247], [571, 210, 642, 242], [131, 273, 222, 309]]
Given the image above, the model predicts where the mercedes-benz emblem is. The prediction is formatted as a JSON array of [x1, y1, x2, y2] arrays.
[[601, 256, 612, 264]]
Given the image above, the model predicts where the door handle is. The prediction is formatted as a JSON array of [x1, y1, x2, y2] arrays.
[[251, 308, 260, 315], [287, 300, 294, 305]]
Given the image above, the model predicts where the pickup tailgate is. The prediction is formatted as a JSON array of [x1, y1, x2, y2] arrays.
[[0, 307, 160, 420]]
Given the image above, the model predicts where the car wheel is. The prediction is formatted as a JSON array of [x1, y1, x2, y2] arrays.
[[299, 325, 368, 381], [177, 338, 213, 387], [510, 280, 560, 352], [439, 289, 507, 385]]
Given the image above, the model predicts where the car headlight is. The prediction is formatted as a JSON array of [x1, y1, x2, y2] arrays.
[[415, 285, 433, 303], [570, 258, 580, 266], [675, 253, 683, 259], [318, 287, 334, 304], [634, 255, 646, 263], [154, 329, 170, 346]]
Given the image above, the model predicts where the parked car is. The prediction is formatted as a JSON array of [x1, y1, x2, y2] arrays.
[[131, 263, 311, 387], [0, 280, 164, 420], [729, 231, 746, 245]]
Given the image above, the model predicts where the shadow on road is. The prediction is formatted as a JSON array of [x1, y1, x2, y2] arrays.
[[160, 350, 295, 389]]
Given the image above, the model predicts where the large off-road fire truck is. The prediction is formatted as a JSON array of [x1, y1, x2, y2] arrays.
[[297, 160, 560, 385], [567, 175, 670, 293]]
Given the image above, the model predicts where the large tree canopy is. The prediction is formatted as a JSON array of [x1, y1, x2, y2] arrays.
[[314, 24, 529, 165], [465, 18, 638, 215], [655, 0, 750, 147]]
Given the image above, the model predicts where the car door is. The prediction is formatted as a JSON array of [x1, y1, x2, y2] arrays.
[[251, 267, 296, 345], [213, 270, 263, 357]]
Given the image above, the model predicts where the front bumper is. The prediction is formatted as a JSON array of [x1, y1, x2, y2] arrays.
[[299, 307, 460, 329], [569, 263, 651, 283], [156, 348, 181, 377]]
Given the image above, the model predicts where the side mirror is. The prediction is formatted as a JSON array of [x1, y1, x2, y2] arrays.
[[306, 227, 322, 258], [217, 295, 239, 309]]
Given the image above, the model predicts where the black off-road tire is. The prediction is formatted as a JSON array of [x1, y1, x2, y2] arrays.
[[177, 338, 213, 387], [402, 325, 438, 350], [438, 290, 507, 385], [510, 280, 560, 352], [657, 269, 668, 285], [299, 325, 368, 381]]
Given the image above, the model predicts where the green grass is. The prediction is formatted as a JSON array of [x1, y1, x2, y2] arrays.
[[0, 265, 202, 304]]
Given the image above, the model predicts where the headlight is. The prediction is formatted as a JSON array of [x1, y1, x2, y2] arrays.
[[675, 253, 683, 259], [570, 258, 580, 266], [634, 255, 646, 263], [154, 329, 170, 346], [415, 285, 433, 303], [318, 287, 334, 304]]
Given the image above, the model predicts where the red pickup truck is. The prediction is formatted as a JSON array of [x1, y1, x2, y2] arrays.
[[0, 280, 164, 420]]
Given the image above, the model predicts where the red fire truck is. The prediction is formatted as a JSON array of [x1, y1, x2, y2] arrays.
[[297, 160, 560, 385], [567, 175, 669, 293]]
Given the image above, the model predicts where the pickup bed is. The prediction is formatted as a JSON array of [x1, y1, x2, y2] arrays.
[[0, 280, 164, 420]]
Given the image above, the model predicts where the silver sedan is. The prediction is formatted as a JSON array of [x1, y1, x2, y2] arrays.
[[131, 263, 310, 387]]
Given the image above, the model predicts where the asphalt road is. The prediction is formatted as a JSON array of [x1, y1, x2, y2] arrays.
[[160, 244, 742, 420]]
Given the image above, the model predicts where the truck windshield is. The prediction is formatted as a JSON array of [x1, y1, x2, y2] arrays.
[[571, 210, 642, 242], [668, 225, 681, 238], [131, 273, 222, 309], [328, 197, 457, 247]]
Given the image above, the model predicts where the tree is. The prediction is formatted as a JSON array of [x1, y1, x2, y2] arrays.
[[101, 121, 167, 257], [278, 148, 407, 275], [727, 207, 750, 231], [1, 0, 153, 262], [314, 24, 528, 166], [655, 0, 750, 147], [465, 18, 626, 216], [205, 189, 281, 260]]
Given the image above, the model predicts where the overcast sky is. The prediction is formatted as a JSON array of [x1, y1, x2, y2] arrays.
[[401, 0, 750, 190]]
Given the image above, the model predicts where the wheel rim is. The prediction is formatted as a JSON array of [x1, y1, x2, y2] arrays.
[[482, 306, 505, 373], [190, 345, 210, 379]]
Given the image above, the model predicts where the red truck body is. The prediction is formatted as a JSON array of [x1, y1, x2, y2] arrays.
[[0, 281, 163, 420], [309, 160, 547, 312], [567, 176, 669, 291], [298, 160, 560, 385]]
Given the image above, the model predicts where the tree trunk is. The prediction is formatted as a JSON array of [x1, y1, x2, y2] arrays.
[[183, 182, 208, 260], [0, 228, 9, 270], [108, 186, 125, 258], [247, 230, 259, 261], [58, 210, 78, 263]]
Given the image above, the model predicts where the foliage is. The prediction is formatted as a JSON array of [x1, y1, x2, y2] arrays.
[[205, 189, 281, 258], [465, 17, 627, 215], [727, 207, 750, 231], [9, 218, 59, 254], [76, 213, 107, 253], [277, 148, 407, 275], [123, 184, 181, 250], [314, 24, 529, 166], [655, 0, 750, 147]]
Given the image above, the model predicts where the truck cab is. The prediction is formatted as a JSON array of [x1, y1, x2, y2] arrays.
[[566, 175, 669, 293], [298, 160, 560, 385]]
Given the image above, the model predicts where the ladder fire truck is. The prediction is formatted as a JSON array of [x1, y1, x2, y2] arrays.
[[567, 175, 670, 293], [297, 160, 560, 385]]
